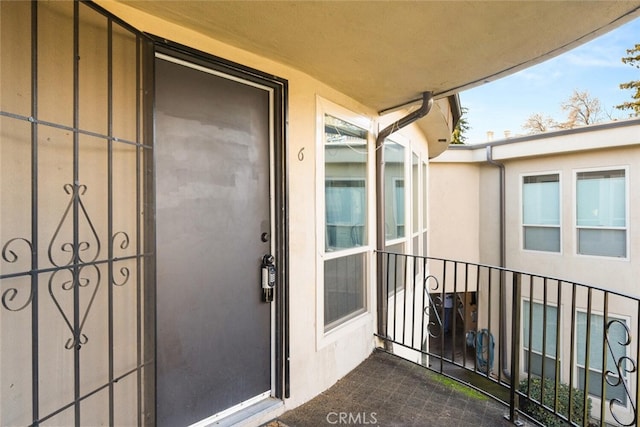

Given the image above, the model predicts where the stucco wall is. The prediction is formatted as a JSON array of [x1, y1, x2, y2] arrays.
[[432, 121, 640, 297], [502, 145, 640, 294], [428, 162, 481, 263], [94, 0, 435, 415]]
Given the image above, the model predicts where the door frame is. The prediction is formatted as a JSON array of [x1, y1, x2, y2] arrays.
[[143, 36, 290, 423]]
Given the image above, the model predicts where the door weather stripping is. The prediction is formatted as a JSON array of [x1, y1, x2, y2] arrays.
[[376, 91, 434, 340]]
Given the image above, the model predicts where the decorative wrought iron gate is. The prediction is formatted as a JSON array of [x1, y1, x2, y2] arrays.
[[0, 1, 153, 425]]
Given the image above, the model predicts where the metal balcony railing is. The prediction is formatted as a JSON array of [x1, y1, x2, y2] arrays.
[[375, 251, 639, 427]]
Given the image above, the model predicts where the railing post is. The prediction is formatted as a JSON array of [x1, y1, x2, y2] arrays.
[[376, 250, 391, 349], [507, 272, 523, 425]]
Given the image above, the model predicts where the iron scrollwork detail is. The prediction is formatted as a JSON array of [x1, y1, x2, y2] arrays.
[[111, 231, 130, 287], [423, 275, 443, 338], [604, 319, 637, 426], [1, 183, 131, 349], [48, 265, 101, 350], [48, 183, 101, 267], [2, 238, 35, 312]]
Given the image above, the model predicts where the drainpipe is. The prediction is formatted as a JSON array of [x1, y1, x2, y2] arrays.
[[376, 92, 434, 342], [485, 145, 510, 379], [485, 146, 505, 269]]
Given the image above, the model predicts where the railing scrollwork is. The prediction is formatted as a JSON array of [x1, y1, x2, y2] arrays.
[[423, 275, 443, 338], [605, 319, 637, 426]]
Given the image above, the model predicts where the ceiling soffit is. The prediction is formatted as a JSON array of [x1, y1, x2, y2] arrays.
[[120, 1, 640, 113]]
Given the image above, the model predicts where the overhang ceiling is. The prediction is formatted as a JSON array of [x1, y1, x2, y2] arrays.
[[119, 1, 640, 114]]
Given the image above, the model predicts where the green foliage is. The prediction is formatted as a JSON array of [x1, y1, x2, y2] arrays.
[[616, 43, 640, 116], [451, 107, 469, 144], [518, 377, 592, 427]]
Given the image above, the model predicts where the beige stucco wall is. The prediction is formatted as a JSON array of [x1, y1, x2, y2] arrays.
[[501, 145, 640, 294], [1, 2, 141, 425], [430, 124, 640, 423], [432, 122, 640, 297], [428, 162, 481, 263], [92, 1, 437, 418]]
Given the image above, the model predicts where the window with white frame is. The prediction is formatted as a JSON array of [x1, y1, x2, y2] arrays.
[[576, 169, 627, 258], [522, 173, 560, 252], [523, 301, 559, 379], [576, 312, 629, 405], [411, 155, 428, 271], [411, 154, 428, 257], [323, 113, 369, 330], [384, 139, 406, 241], [422, 160, 428, 256], [384, 138, 406, 294]]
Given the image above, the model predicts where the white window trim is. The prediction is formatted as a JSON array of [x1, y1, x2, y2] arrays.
[[316, 96, 376, 349], [573, 166, 629, 261], [520, 171, 563, 255], [384, 134, 410, 248]]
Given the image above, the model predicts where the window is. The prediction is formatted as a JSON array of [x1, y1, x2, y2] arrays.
[[576, 312, 628, 405], [384, 139, 405, 241], [326, 179, 365, 248], [323, 113, 369, 330], [522, 174, 560, 252], [383, 139, 406, 294], [422, 161, 428, 256], [523, 301, 559, 379], [576, 169, 626, 258]]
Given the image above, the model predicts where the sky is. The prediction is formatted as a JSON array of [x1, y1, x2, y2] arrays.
[[460, 16, 640, 145]]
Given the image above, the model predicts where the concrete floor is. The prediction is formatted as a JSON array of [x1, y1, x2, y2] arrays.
[[264, 349, 518, 427]]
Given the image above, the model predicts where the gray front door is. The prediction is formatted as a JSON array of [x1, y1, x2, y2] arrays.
[[155, 55, 273, 426]]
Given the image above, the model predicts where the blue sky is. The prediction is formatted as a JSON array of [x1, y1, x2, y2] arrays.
[[460, 17, 640, 144]]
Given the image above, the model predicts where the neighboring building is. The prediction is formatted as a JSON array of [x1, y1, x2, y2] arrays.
[[1, 2, 639, 426], [430, 118, 640, 424]]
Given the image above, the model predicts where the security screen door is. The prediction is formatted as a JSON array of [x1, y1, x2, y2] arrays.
[[155, 55, 273, 426]]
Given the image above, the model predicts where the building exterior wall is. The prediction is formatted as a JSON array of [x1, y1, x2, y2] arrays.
[[93, 0, 438, 414], [431, 120, 640, 293], [502, 146, 640, 291], [428, 162, 481, 265], [430, 120, 640, 423]]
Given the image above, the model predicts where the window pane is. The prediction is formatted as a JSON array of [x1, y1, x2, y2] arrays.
[[523, 301, 557, 355], [577, 312, 627, 370], [324, 252, 366, 328], [524, 226, 560, 252], [326, 180, 365, 249], [422, 162, 428, 227], [578, 229, 626, 258], [523, 174, 559, 225], [524, 351, 558, 379], [385, 242, 405, 294], [412, 153, 419, 230], [325, 115, 368, 251], [576, 312, 628, 403], [422, 231, 428, 257], [384, 140, 405, 240], [578, 368, 627, 404], [577, 170, 625, 227]]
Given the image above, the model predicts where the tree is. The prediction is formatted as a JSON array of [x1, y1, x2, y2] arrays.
[[522, 90, 604, 134], [616, 43, 640, 116], [522, 113, 558, 134], [451, 107, 469, 144], [558, 89, 602, 128]]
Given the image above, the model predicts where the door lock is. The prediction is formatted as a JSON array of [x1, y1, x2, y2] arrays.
[[261, 255, 276, 303]]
